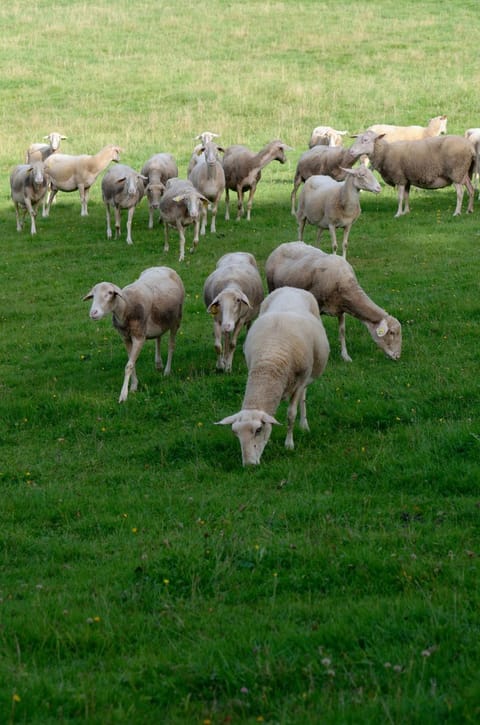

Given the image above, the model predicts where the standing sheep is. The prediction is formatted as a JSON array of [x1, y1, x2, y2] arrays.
[[188, 140, 226, 234], [216, 286, 330, 465], [141, 153, 178, 228], [203, 252, 264, 372], [83, 266, 185, 403], [158, 178, 208, 261], [10, 162, 48, 235], [265, 242, 402, 362], [223, 139, 291, 221], [101, 163, 147, 245], [187, 131, 220, 175], [25, 132, 67, 163], [366, 115, 447, 143], [296, 165, 381, 257], [43, 144, 122, 216], [308, 126, 349, 148], [349, 132, 475, 217], [464, 128, 480, 194]]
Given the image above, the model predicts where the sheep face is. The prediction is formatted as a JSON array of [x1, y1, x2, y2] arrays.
[[145, 182, 165, 209], [83, 282, 123, 320], [208, 290, 251, 333], [216, 409, 280, 465], [366, 316, 402, 360], [272, 142, 290, 164]]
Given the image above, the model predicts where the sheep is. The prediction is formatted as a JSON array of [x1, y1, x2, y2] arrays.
[[366, 115, 448, 143], [296, 165, 381, 257], [140, 153, 178, 229], [83, 266, 184, 403], [291, 144, 366, 215], [265, 241, 402, 363], [43, 144, 122, 216], [308, 126, 349, 148], [101, 164, 147, 245], [203, 252, 265, 372], [158, 178, 208, 261], [187, 131, 220, 175], [10, 162, 48, 235], [223, 139, 292, 221], [215, 286, 330, 465], [349, 131, 475, 217], [464, 128, 480, 194], [188, 140, 226, 234], [25, 132, 67, 163]]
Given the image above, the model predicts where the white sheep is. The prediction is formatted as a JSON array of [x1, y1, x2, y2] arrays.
[[291, 145, 366, 215], [10, 162, 48, 235], [296, 165, 381, 257], [366, 115, 448, 143], [158, 178, 208, 261], [101, 164, 147, 245], [215, 286, 330, 465], [349, 131, 475, 217], [464, 128, 480, 194], [203, 252, 264, 372], [223, 139, 292, 221], [187, 131, 220, 175], [188, 140, 226, 234], [25, 132, 67, 163], [83, 266, 185, 403], [140, 153, 178, 228], [265, 241, 402, 363], [43, 144, 122, 216], [308, 126, 349, 148]]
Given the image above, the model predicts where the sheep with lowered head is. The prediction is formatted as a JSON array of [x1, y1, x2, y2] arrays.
[[83, 266, 185, 403], [296, 165, 381, 257], [265, 241, 402, 363], [349, 131, 475, 217], [366, 115, 447, 143], [141, 153, 178, 229], [216, 286, 330, 465], [203, 252, 264, 372]]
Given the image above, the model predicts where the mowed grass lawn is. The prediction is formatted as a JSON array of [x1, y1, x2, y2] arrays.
[[1, 2, 480, 723]]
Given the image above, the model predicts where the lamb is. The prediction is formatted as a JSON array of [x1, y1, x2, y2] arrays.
[[349, 131, 475, 217], [188, 140, 226, 234], [25, 132, 67, 163], [83, 266, 185, 403], [291, 144, 366, 215], [10, 162, 48, 235], [308, 126, 349, 148], [140, 153, 178, 228], [101, 163, 147, 245], [158, 178, 208, 261], [43, 144, 122, 216], [223, 139, 291, 221], [203, 252, 264, 372], [265, 241, 402, 363], [296, 165, 381, 257], [464, 128, 480, 193], [366, 115, 447, 143], [215, 286, 330, 465]]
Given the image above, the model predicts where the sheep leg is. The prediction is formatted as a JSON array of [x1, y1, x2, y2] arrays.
[[298, 387, 309, 431], [14, 203, 25, 232], [105, 204, 113, 239], [223, 319, 243, 373], [24, 198, 38, 235], [328, 224, 338, 254], [395, 185, 407, 217], [113, 206, 122, 239], [290, 178, 301, 215], [190, 219, 200, 254], [297, 216, 306, 241], [164, 328, 177, 376], [210, 197, 219, 233], [119, 337, 145, 403], [341, 225, 351, 258], [43, 186, 58, 217], [155, 337, 163, 371], [225, 188, 230, 220], [460, 175, 474, 214], [163, 222, 170, 253], [285, 385, 306, 449], [213, 320, 225, 370], [176, 222, 186, 262], [338, 313, 352, 362], [125, 206, 135, 244], [199, 204, 207, 235], [236, 188, 244, 220], [148, 205, 155, 229], [79, 185, 89, 216], [246, 185, 256, 221]]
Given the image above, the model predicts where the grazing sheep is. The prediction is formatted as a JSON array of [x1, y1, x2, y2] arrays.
[[203, 252, 264, 372], [223, 139, 291, 221], [216, 286, 330, 465], [297, 165, 381, 257], [101, 164, 147, 245], [308, 126, 348, 148], [158, 178, 208, 261], [349, 132, 475, 217], [465, 128, 480, 194], [265, 241, 402, 363], [140, 153, 178, 229], [83, 266, 184, 403], [43, 144, 122, 216], [188, 140, 226, 234], [25, 132, 67, 163], [10, 162, 48, 235], [366, 115, 448, 143], [291, 144, 366, 215]]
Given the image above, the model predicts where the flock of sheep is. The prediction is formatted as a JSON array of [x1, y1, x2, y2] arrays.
[[10, 118, 480, 464]]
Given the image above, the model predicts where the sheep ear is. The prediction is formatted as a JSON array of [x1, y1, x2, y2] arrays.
[[376, 319, 389, 337], [340, 167, 355, 175], [172, 194, 186, 203], [238, 292, 252, 308], [207, 299, 220, 315], [261, 413, 281, 425], [116, 177, 127, 184], [215, 414, 240, 426], [83, 290, 94, 301]]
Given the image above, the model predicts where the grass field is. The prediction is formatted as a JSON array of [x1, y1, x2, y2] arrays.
[[2, 1, 480, 723]]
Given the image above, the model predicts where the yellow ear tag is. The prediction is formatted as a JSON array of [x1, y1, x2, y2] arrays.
[[209, 303, 219, 316], [376, 321, 388, 337]]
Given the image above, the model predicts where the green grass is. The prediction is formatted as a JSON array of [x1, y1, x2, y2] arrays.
[[1, 1, 480, 723]]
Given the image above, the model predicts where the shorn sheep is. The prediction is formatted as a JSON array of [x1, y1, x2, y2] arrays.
[[25, 132, 67, 163], [43, 144, 122, 216], [140, 153, 178, 229], [187, 131, 220, 175], [203, 252, 264, 372], [83, 266, 185, 403], [158, 178, 208, 261], [296, 165, 381, 257], [101, 163, 147, 245], [308, 126, 348, 148], [10, 162, 48, 235], [265, 241, 402, 363], [216, 286, 330, 465], [349, 131, 475, 217], [188, 140, 226, 234], [366, 115, 447, 143], [223, 139, 291, 221], [465, 128, 480, 194]]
